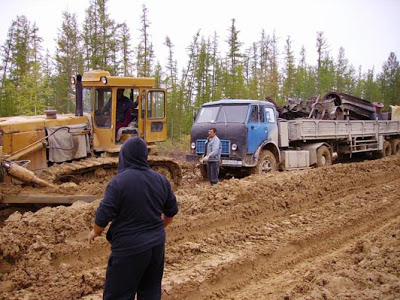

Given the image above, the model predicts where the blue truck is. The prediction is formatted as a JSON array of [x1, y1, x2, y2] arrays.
[[186, 99, 400, 178]]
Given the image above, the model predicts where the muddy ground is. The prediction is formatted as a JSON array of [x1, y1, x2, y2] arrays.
[[0, 156, 399, 299]]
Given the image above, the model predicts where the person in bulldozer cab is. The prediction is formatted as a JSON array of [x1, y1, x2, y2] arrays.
[[102, 89, 137, 132]]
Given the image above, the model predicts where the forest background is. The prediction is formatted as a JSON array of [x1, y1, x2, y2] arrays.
[[1, 0, 399, 139]]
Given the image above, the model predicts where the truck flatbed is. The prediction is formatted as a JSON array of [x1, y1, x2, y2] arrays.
[[287, 119, 400, 141]]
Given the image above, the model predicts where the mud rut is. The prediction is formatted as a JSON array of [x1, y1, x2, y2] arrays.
[[1, 156, 400, 299]]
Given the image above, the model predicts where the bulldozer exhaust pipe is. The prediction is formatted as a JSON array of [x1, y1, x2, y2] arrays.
[[2, 161, 55, 188], [75, 74, 83, 117]]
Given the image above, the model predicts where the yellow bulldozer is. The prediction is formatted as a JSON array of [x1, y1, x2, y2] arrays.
[[0, 70, 181, 204]]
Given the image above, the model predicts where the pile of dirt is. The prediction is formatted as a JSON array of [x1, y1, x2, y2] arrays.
[[0, 155, 399, 299]]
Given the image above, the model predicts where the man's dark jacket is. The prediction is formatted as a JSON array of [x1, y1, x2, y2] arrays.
[[95, 137, 178, 256]]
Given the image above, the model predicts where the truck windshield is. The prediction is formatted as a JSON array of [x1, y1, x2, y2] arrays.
[[196, 105, 248, 123], [196, 106, 219, 123]]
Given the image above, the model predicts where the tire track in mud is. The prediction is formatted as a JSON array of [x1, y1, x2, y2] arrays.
[[162, 174, 400, 299], [0, 156, 399, 299], [163, 157, 399, 263], [59, 157, 400, 299], [167, 163, 399, 246], [228, 214, 400, 300]]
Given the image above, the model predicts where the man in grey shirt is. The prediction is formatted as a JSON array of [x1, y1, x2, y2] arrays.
[[203, 128, 222, 185]]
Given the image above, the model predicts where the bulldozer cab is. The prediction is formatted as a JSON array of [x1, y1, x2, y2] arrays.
[[78, 70, 167, 153]]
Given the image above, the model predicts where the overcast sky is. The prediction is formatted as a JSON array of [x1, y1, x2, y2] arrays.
[[1, 0, 399, 74]]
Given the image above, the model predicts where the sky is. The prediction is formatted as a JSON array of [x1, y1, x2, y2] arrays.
[[0, 0, 399, 74]]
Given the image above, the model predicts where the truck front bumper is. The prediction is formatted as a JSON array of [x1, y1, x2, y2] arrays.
[[186, 154, 244, 167], [220, 158, 243, 167]]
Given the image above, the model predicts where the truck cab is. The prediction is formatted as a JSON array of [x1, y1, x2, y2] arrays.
[[187, 99, 281, 174]]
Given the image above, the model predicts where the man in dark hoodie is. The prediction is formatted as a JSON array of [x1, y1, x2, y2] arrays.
[[88, 137, 178, 299]]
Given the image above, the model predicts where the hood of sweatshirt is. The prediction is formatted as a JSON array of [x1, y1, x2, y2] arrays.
[[117, 137, 150, 172]]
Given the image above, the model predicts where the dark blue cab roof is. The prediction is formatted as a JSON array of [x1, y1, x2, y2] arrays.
[[202, 99, 275, 108]]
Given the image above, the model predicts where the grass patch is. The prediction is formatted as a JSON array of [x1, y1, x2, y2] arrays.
[[156, 135, 191, 161]]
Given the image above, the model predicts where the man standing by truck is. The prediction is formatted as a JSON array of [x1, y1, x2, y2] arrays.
[[203, 128, 222, 185]]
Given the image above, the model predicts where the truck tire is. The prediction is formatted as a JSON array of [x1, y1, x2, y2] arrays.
[[383, 140, 392, 157], [373, 140, 392, 159], [316, 146, 332, 167], [253, 150, 277, 174], [390, 139, 400, 155]]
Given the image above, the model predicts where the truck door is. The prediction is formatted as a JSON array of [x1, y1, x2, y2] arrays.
[[143, 89, 167, 142], [247, 105, 267, 154]]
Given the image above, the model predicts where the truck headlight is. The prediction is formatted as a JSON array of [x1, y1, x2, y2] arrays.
[[191, 142, 196, 149], [231, 143, 238, 151]]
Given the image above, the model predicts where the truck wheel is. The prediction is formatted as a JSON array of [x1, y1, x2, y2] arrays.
[[390, 139, 400, 155], [254, 150, 277, 174], [373, 140, 392, 159], [383, 140, 392, 157], [316, 146, 332, 167]]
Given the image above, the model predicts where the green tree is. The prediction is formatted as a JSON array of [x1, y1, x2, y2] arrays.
[[119, 23, 134, 76], [282, 36, 296, 100], [363, 69, 381, 101], [245, 42, 260, 99], [315, 31, 329, 94], [82, 0, 119, 73], [0, 15, 47, 116], [267, 32, 280, 101], [54, 11, 84, 113], [136, 5, 154, 77], [164, 35, 180, 138], [335, 47, 348, 91], [335, 47, 357, 94], [378, 52, 400, 106], [293, 46, 317, 100], [225, 18, 245, 98], [210, 32, 224, 101], [182, 30, 200, 104], [258, 29, 271, 99], [0, 20, 17, 115], [194, 37, 214, 105]]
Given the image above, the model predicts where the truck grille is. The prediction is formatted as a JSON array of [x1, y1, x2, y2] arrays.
[[196, 139, 230, 156]]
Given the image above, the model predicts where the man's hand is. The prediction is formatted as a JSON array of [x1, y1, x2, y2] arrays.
[[88, 229, 99, 243], [203, 156, 209, 162], [88, 224, 105, 244], [162, 214, 174, 228]]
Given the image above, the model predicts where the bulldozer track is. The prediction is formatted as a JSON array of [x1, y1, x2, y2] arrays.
[[40, 157, 119, 184], [39, 155, 182, 190]]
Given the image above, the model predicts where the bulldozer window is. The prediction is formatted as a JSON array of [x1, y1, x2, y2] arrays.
[[147, 91, 165, 119], [94, 88, 112, 128], [141, 91, 146, 119], [82, 88, 93, 112]]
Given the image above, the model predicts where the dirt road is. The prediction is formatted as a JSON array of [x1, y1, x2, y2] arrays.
[[1, 156, 399, 299]]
